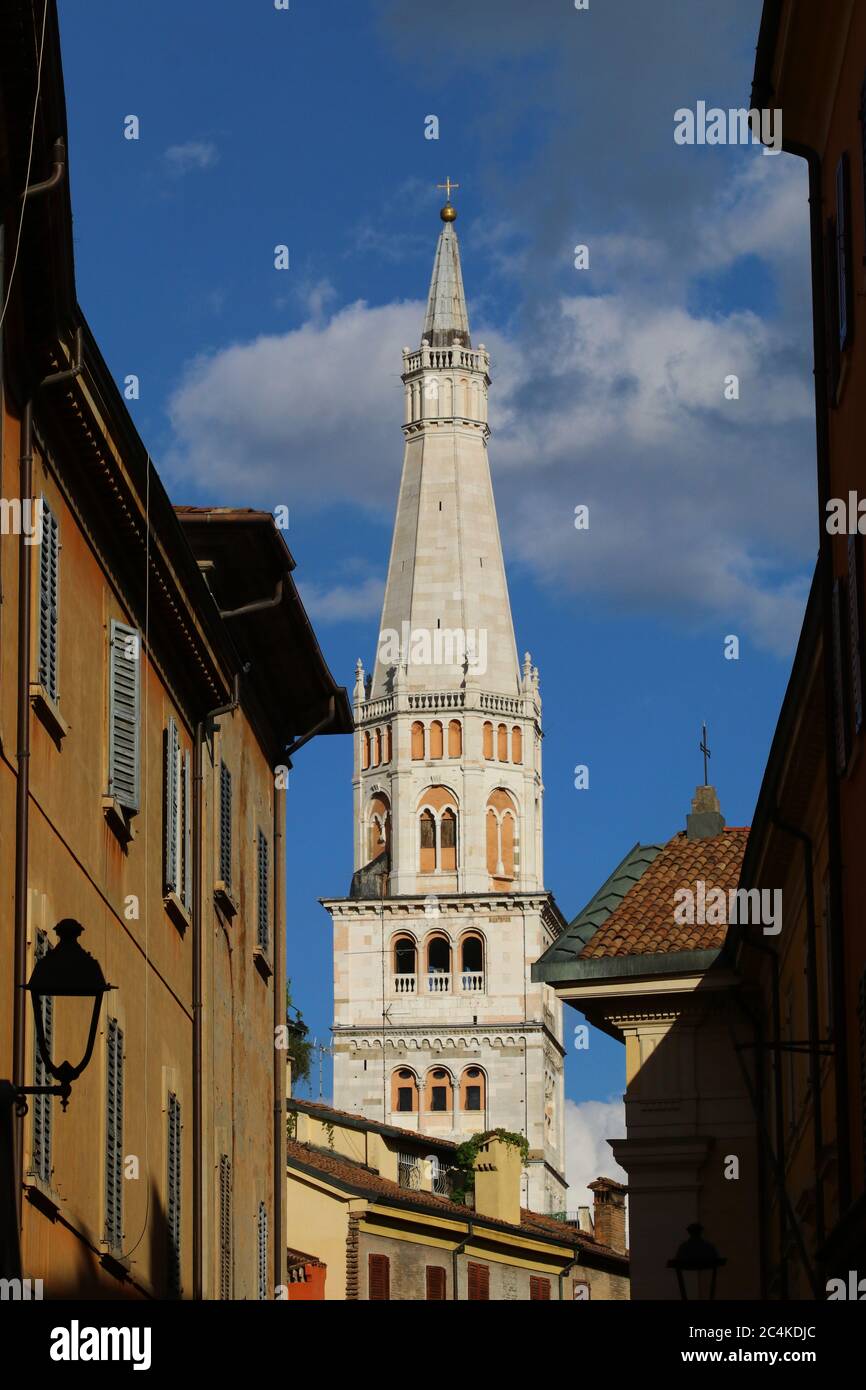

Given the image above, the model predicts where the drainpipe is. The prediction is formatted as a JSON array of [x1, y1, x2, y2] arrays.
[[285, 696, 336, 762], [194, 672, 241, 1299], [770, 812, 825, 1254], [452, 1223, 472, 1300], [273, 777, 285, 1297], [558, 1251, 581, 1300]]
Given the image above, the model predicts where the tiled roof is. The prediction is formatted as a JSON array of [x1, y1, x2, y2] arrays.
[[538, 842, 664, 968], [288, 1097, 458, 1151], [285, 1140, 626, 1263], [578, 827, 750, 959], [286, 1246, 324, 1269]]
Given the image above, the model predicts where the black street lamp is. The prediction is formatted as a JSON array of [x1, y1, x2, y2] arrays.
[[22, 919, 113, 1112], [668, 1223, 727, 1300]]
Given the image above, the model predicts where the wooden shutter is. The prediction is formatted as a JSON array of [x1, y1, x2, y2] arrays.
[[530, 1275, 551, 1300], [164, 719, 180, 894], [467, 1260, 489, 1300], [108, 621, 141, 812], [219, 761, 232, 892], [182, 749, 192, 910], [426, 1265, 446, 1299], [167, 1093, 182, 1297], [848, 536, 864, 736], [368, 1253, 390, 1300], [31, 930, 53, 1183], [105, 1019, 124, 1249], [832, 577, 850, 773], [257, 829, 270, 951], [219, 1155, 233, 1299], [257, 1201, 269, 1300], [37, 499, 60, 702], [836, 154, 852, 352]]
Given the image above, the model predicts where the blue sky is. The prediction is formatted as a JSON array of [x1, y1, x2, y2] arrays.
[[58, 0, 817, 1192]]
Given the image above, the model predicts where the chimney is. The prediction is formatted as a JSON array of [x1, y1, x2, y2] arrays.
[[473, 1137, 522, 1227], [588, 1177, 627, 1253], [576, 1206, 593, 1235], [686, 784, 725, 841]]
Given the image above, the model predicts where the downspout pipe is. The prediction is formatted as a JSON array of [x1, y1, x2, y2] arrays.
[[770, 811, 825, 1253], [284, 696, 336, 763], [558, 1251, 581, 1300], [193, 672, 241, 1299], [273, 779, 285, 1297], [452, 1223, 472, 1300]]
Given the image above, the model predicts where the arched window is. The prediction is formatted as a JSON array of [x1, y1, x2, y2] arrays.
[[511, 726, 523, 764], [426, 935, 451, 990], [460, 1067, 486, 1113], [392, 1068, 418, 1114], [486, 790, 517, 883], [500, 812, 515, 879], [419, 809, 436, 872], [383, 725, 392, 762], [361, 731, 370, 770], [460, 934, 484, 987], [448, 719, 462, 757], [482, 722, 494, 759], [440, 808, 457, 871], [417, 787, 459, 875], [486, 808, 499, 877], [497, 723, 509, 761], [368, 793, 391, 862], [411, 721, 425, 760], [372, 728, 382, 767], [425, 1068, 453, 1113], [425, 377, 439, 415], [430, 720, 444, 759], [393, 935, 416, 992]]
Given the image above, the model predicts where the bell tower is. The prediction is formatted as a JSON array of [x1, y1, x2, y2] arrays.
[[324, 190, 567, 1213]]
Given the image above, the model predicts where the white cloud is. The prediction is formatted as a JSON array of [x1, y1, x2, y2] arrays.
[[164, 140, 219, 175], [564, 1096, 627, 1212], [298, 575, 384, 625]]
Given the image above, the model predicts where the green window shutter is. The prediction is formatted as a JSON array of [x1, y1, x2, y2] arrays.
[[167, 1093, 182, 1297], [182, 749, 192, 911], [219, 1155, 233, 1300], [164, 718, 180, 895], [257, 1201, 269, 1300], [37, 499, 60, 703], [219, 761, 232, 892], [108, 621, 141, 813], [105, 1019, 124, 1250], [31, 930, 53, 1184], [257, 829, 270, 951]]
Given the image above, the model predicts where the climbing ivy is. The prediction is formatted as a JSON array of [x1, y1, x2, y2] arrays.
[[449, 1129, 529, 1206]]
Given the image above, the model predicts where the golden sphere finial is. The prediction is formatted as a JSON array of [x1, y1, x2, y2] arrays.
[[440, 202, 457, 222]]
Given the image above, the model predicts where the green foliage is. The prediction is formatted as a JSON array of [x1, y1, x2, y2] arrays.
[[285, 981, 312, 1088], [449, 1128, 530, 1205]]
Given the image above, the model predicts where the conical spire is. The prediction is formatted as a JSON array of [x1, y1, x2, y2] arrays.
[[422, 215, 471, 349]]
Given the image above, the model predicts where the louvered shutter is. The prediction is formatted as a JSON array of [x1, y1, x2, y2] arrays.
[[31, 930, 53, 1183], [219, 1155, 233, 1299], [164, 719, 180, 894], [848, 536, 864, 736], [37, 499, 60, 702], [108, 621, 141, 813], [167, 1093, 182, 1297], [257, 1201, 269, 1300], [368, 1253, 390, 1300], [219, 762, 232, 892], [836, 154, 852, 352], [832, 577, 850, 773], [105, 1019, 124, 1249], [182, 749, 192, 910], [426, 1265, 446, 1300], [257, 829, 269, 951], [467, 1261, 489, 1300], [530, 1275, 551, 1300]]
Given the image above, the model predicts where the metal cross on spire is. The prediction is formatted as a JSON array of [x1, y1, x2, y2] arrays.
[[700, 722, 711, 786], [437, 177, 459, 203]]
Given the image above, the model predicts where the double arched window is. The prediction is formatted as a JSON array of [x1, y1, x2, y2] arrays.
[[486, 789, 517, 883], [367, 792, 391, 863], [418, 787, 458, 873]]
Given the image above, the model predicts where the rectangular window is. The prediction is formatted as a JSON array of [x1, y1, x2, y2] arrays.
[[530, 1275, 551, 1300], [431, 1086, 447, 1112], [256, 828, 270, 952], [219, 761, 232, 893], [440, 815, 456, 849], [836, 153, 852, 351], [167, 1093, 182, 1298], [257, 1201, 268, 1301], [105, 1019, 124, 1251], [37, 498, 60, 703], [368, 1253, 390, 1301], [467, 1260, 489, 1301], [420, 814, 435, 849], [466, 1085, 482, 1112], [397, 1087, 413, 1113], [219, 1155, 232, 1300], [426, 1265, 446, 1300], [108, 620, 141, 814], [31, 930, 53, 1184], [849, 536, 864, 736]]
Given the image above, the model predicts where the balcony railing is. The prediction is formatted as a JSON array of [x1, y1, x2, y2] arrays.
[[393, 971, 484, 995], [394, 973, 417, 994], [427, 972, 451, 993], [461, 971, 484, 992]]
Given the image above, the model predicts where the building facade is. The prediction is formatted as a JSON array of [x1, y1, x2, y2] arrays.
[[324, 198, 568, 1213]]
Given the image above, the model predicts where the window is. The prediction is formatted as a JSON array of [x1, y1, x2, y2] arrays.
[[530, 1276, 551, 1300], [361, 731, 370, 770], [462, 1066, 485, 1113], [426, 1266, 447, 1300], [448, 719, 462, 757], [466, 1086, 481, 1111], [431, 1086, 448, 1112], [394, 936, 416, 975], [167, 1093, 182, 1298], [219, 1154, 232, 1300], [397, 1087, 414, 1113], [31, 930, 53, 1184], [512, 726, 523, 764], [393, 1068, 418, 1113], [468, 1261, 489, 1300], [411, 721, 425, 760], [219, 761, 232, 892], [419, 809, 436, 871], [427, 936, 450, 974], [369, 1253, 390, 1300], [497, 723, 508, 761], [372, 728, 382, 766], [257, 1202, 269, 1301], [164, 718, 191, 910], [105, 1018, 124, 1251], [108, 621, 141, 814], [482, 721, 493, 759], [440, 808, 457, 870], [430, 720, 444, 759], [37, 498, 60, 703], [257, 828, 270, 952]]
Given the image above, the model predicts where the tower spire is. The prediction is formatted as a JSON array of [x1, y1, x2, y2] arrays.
[[423, 182, 471, 348]]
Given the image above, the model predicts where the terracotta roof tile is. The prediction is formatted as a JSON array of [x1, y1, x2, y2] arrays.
[[288, 1096, 457, 1150]]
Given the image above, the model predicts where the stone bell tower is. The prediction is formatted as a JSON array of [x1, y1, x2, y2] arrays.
[[323, 188, 567, 1213]]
